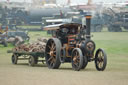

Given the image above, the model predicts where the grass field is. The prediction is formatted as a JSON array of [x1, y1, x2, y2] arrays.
[[0, 31, 128, 85]]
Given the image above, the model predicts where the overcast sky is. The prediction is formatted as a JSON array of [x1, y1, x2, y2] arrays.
[[0, 0, 126, 4], [58, 0, 126, 4]]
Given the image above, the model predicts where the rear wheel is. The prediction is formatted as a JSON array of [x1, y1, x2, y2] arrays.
[[72, 48, 83, 71], [95, 48, 107, 71], [45, 38, 61, 69], [28, 56, 35, 66]]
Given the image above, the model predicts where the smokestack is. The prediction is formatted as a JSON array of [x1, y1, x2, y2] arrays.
[[85, 14, 92, 39]]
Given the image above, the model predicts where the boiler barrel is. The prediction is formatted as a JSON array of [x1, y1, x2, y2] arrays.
[[28, 7, 72, 21]]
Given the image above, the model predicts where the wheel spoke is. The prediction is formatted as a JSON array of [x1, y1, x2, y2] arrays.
[[53, 54, 56, 57], [52, 46, 56, 51], [76, 51, 78, 56], [99, 62, 103, 68], [52, 58, 56, 63], [97, 58, 100, 62], [97, 61, 100, 65], [73, 56, 77, 61], [100, 51, 102, 57], [101, 54, 104, 60], [76, 55, 80, 59], [48, 57, 53, 62], [49, 57, 55, 66], [47, 45, 51, 49], [97, 58, 102, 68], [99, 51, 104, 59], [73, 50, 80, 68], [51, 43, 55, 50], [50, 41, 53, 45], [98, 62, 101, 68], [77, 58, 80, 62], [74, 61, 79, 67], [75, 63, 79, 67], [50, 61, 53, 66], [98, 52, 100, 58]]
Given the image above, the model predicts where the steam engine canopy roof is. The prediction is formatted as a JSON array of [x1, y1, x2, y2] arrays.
[[43, 23, 82, 31]]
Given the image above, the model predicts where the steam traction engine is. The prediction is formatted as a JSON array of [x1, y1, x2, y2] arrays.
[[44, 14, 107, 71]]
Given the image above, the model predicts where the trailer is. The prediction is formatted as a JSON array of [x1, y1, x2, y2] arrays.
[[8, 50, 45, 66]]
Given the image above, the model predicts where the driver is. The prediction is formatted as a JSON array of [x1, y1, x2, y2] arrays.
[[62, 28, 68, 33], [60, 28, 69, 44], [71, 28, 76, 34]]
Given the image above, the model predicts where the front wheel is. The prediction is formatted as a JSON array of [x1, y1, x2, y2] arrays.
[[95, 48, 107, 71], [72, 48, 83, 71], [12, 54, 18, 64]]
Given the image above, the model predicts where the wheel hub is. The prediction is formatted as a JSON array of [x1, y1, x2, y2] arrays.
[[73, 57, 77, 61], [87, 42, 94, 51], [98, 58, 103, 62], [50, 51, 54, 56]]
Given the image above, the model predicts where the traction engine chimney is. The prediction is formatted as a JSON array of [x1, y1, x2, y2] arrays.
[[85, 14, 92, 39]]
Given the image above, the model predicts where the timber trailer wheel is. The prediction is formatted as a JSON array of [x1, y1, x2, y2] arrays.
[[45, 38, 61, 69], [95, 48, 107, 71], [28, 56, 36, 66], [71, 48, 84, 71], [11, 53, 18, 64]]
